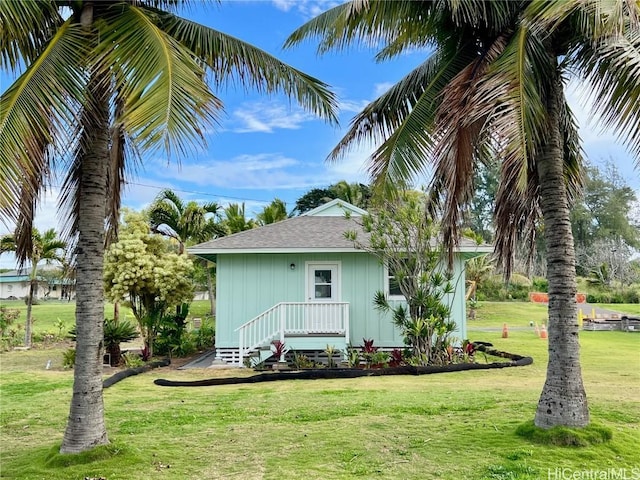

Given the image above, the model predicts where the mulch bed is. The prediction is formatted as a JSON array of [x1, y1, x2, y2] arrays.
[[152, 344, 533, 387]]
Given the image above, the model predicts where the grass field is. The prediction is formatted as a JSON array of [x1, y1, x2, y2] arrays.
[[0, 299, 214, 339], [0, 301, 639, 479]]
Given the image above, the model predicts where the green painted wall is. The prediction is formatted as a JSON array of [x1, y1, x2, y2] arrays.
[[216, 252, 468, 348]]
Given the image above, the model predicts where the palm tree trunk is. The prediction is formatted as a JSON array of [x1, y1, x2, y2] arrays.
[[534, 67, 589, 428], [24, 262, 38, 347], [60, 71, 110, 452]]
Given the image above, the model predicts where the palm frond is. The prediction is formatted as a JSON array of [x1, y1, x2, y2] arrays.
[[149, 8, 338, 124], [0, 20, 87, 224], [97, 4, 221, 158], [0, 0, 62, 69], [330, 42, 477, 194], [573, 25, 640, 160]]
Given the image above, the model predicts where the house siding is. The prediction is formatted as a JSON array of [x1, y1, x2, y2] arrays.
[[216, 252, 468, 349]]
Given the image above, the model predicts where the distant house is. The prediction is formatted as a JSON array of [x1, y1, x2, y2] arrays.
[[0, 266, 74, 301], [189, 199, 491, 366], [0, 270, 47, 300]]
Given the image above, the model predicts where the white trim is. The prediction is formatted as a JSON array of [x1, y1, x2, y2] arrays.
[[302, 198, 368, 217], [305, 261, 342, 302], [383, 263, 405, 300], [189, 247, 366, 255]]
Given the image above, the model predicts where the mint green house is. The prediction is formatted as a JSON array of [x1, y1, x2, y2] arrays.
[[189, 199, 491, 366]]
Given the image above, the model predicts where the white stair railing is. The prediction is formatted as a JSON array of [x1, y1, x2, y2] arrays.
[[235, 302, 349, 366]]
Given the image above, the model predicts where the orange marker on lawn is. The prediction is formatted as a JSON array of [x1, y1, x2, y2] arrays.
[[540, 324, 548, 339], [534, 322, 540, 337], [502, 323, 509, 338]]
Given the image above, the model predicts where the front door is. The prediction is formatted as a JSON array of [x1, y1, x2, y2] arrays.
[[306, 263, 340, 331]]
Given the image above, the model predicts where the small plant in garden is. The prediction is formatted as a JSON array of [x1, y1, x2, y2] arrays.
[[54, 318, 67, 339], [104, 318, 139, 366], [346, 344, 360, 368], [359, 338, 390, 368], [271, 340, 288, 361], [292, 352, 315, 369], [62, 348, 76, 369], [122, 352, 145, 368], [325, 344, 339, 368], [140, 345, 151, 362], [389, 348, 405, 367], [193, 316, 215, 350]]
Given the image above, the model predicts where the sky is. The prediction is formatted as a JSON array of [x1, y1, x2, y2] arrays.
[[1, 0, 639, 269]]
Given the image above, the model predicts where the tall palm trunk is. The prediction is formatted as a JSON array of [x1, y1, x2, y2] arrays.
[[61, 60, 110, 453], [534, 65, 589, 428], [24, 261, 38, 347]]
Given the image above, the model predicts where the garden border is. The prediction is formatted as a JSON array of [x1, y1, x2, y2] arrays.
[[153, 344, 532, 387]]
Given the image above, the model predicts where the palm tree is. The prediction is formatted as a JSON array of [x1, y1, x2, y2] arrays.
[[148, 189, 225, 315], [286, 0, 640, 429], [222, 203, 257, 233], [329, 180, 372, 209], [256, 198, 288, 225], [0, 229, 66, 347], [1, 1, 337, 453], [148, 189, 224, 254]]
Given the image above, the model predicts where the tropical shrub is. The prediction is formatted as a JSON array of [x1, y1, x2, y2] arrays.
[[103, 318, 139, 366], [62, 348, 76, 369]]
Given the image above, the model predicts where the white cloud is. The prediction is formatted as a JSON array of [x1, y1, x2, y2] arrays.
[[232, 102, 315, 133], [150, 153, 322, 190], [272, 0, 341, 19], [373, 82, 394, 97], [339, 98, 370, 113]]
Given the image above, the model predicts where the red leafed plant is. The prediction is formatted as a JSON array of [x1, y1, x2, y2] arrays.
[[361, 338, 377, 354], [389, 348, 404, 367], [271, 340, 287, 360]]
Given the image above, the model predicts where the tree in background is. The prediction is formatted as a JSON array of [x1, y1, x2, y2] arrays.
[[257, 198, 288, 225], [293, 187, 335, 215], [293, 181, 372, 215], [465, 161, 499, 244], [222, 203, 257, 233], [104, 212, 194, 359], [148, 189, 225, 254], [572, 161, 639, 278], [148, 189, 225, 315], [346, 192, 456, 364], [287, 0, 640, 429], [1, 1, 336, 453], [0, 229, 66, 346], [330, 180, 373, 209]]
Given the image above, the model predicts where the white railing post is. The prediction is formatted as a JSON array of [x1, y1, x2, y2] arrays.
[[344, 303, 350, 345], [279, 304, 286, 361], [239, 328, 245, 367]]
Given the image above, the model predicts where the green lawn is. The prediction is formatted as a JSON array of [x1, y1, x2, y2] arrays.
[[0, 299, 214, 338], [0, 301, 639, 479]]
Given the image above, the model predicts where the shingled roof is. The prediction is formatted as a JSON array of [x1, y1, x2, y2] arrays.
[[189, 214, 367, 254], [188, 199, 491, 257]]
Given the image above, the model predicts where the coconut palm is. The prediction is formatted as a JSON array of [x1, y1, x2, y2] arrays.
[[222, 203, 257, 233], [148, 189, 225, 254], [1, 1, 337, 453], [286, 0, 640, 429], [0, 228, 66, 347], [256, 198, 289, 225], [148, 189, 225, 315], [330, 180, 372, 209]]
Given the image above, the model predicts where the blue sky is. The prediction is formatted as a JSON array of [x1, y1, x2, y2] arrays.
[[1, 0, 639, 269]]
